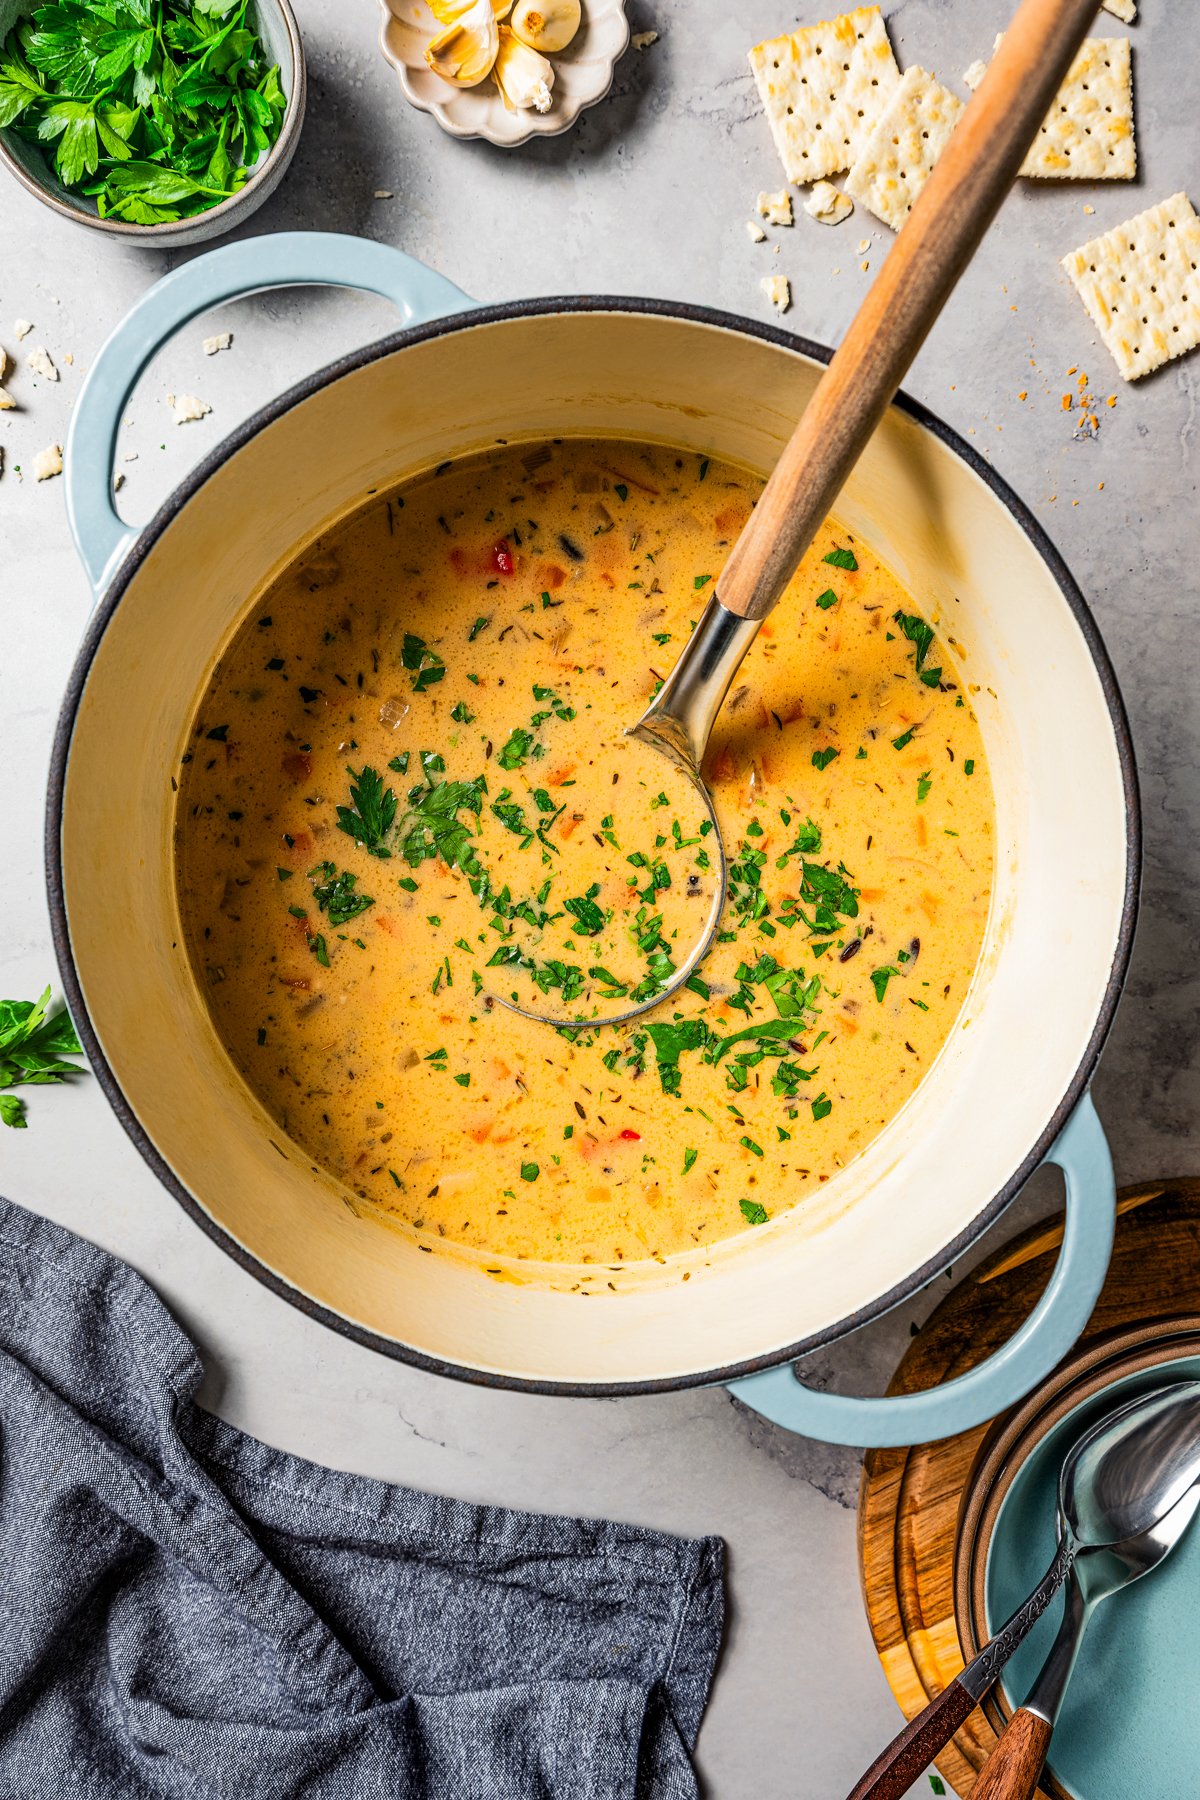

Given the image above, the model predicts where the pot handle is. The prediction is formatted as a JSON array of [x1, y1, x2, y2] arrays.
[[65, 231, 475, 597], [727, 1090, 1114, 1449]]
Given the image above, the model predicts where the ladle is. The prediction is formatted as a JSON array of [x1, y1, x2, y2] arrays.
[[498, 0, 1104, 1029]]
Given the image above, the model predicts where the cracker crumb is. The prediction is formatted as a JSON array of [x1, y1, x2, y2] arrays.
[[33, 442, 63, 481], [373, 189, 394, 199], [171, 392, 212, 424], [0, 386, 15, 411], [124, 451, 139, 462], [13, 318, 32, 340], [631, 30, 658, 49], [27, 346, 58, 381], [1084, 204, 1095, 214], [1018, 390, 1027, 400], [746, 220, 767, 243], [756, 189, 793, 226], [761, 275, 792, 313], [203, 332, 233, 356], [1101, 0, 1136, 20], [804, 181, 854, 225], [860, 259, 870, 271], [963, 58, 988, 91]]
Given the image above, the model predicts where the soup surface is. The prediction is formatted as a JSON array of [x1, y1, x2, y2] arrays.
[[176, 439, 994, 1267]]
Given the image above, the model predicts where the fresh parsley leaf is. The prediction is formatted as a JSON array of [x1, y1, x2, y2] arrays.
[[892, 609, 935, 671], [739, 1198, 769, 1225], [308, 862, 374, 926], [336, 765, 397, 854], [917, 771, 932, 804], [564, 884, 605, 936], [0, 988, 86, 1124], [892, 726, 915, 751], [823, 546, 858, 570], [812, 746, 838, 771], [497, 727, 534, 770], [815, 588, 838, 610], [870, 966, 899, 1003]]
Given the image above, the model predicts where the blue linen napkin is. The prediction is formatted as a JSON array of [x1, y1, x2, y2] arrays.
[[0, 1194, 724, 1797]]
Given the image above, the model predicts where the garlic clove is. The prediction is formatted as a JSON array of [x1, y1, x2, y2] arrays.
[[508, 0, 581, 53], [427, 0, 511, 23], [424, 0, 500, 86], [492, 24, 555, 111]]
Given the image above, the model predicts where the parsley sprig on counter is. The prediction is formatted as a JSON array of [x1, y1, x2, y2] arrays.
[[0, 0, 286, 226], [0, 989, 87, 1128]]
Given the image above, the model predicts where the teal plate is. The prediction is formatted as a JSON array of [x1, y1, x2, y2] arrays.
[[984, 1356, 1200, 1800]]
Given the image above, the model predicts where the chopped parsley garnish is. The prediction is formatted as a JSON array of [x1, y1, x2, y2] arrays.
[[892, 726, 916, 751], [497, 726, 534, 769], [307, 932, 330, 968], [811, 1094, 832, 1122], [964, 758, 975, 776], [450, 700, 475, 724], [520, 1161, 539, 1182], [870, 966, 899, 1003], [469, 616, 489, 641], [739, 1198, 769, 1225], [823, 546, 858, 570], [812, 746, 839, 771], [693, 574, 713, 590], [401, 631, 445, 692], [917, 771, 932, 804], [308, 862, 374, 926], [337, 766, 397, 855], [892, 609, 942, 686], [564, 884, 605, 936], [815, 588, 838, 610], [683, 1147, 698, 1175]]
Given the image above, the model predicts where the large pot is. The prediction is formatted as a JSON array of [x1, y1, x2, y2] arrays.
[[48, 234, 1139, 1447]]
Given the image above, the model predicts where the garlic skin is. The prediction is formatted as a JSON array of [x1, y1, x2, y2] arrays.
[[492, 25, 555, 111], [424, 0, 500, 86], [508, 0, 581, 53], [427, 0, 511, 22]]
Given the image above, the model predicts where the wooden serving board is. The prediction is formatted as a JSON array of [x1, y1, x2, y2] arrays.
[[857, 1178, 1200, 1798]]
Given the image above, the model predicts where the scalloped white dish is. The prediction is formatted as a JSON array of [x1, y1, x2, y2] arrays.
[[377, 0, 630, 145]]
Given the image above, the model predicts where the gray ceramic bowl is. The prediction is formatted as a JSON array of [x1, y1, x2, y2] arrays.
[[0, 0, 305, 248]]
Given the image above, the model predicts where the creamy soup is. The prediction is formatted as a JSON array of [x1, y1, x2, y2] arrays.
[[176, 439, 994, 1267]]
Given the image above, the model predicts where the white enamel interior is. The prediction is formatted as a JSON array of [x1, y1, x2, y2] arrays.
[[58, 310, 1131, 1385]]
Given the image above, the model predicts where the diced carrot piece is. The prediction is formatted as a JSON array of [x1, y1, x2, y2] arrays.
[[282, 752, 312, 783], [547, 764, 576, 786], [539, 563, 566, 589], [839, 1013, 859, 1036], [916, 815, 928, 847]]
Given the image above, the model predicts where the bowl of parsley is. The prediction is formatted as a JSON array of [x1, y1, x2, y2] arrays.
[[0, 0, 305, 246]]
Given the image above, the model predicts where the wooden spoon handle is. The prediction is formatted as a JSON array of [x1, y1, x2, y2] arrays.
[[841, 1678, 978, 1800], [716, 0, 1101, 621], [970, 1707, 1054, 1800]]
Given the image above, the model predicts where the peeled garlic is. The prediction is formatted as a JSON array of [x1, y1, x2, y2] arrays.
[[425, 0, 499, 86], [509, 0, 580, 53], [427, 0, 510, 21], [492, 24, 555, 111]]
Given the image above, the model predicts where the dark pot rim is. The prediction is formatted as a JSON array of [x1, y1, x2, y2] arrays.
[[45, 293, 1142, 1398]]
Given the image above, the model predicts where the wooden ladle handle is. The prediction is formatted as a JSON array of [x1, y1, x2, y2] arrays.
[[970, 1707, 1054, 1800], [716, 0, 1102, 622]]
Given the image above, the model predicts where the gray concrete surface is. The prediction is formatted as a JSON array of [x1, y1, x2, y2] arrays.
[[1, 1, 1196, 1793]]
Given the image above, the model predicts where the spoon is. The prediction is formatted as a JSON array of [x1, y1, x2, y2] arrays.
[[844, 1378, 1200, 1800], [971, 1481, 1200, 1799], [498, 0, 1104, 1029]]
